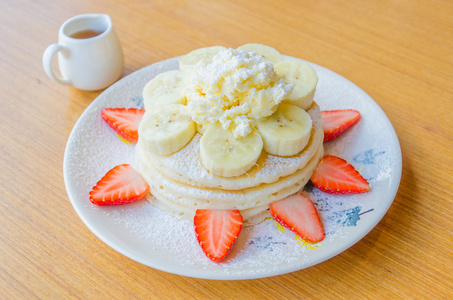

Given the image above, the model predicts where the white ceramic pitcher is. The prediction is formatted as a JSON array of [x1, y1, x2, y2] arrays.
[[43, 14, 124, 91]]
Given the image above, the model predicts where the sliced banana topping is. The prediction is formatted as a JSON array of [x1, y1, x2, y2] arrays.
[[179, 46, 227, 71], [142, 70, 187, 111], [138, 104, 196, 156], [200, 123, 263, 177], [237, 43, 283, 66], [274, 60, 318, 110], [257, 103, 312, 157], [140, 46, 320, 177]]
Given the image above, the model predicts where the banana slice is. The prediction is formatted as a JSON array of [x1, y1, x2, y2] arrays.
[[237, 43, 283, 65], [200, 124, 263, 177], [142, 70, 186, 111], [257, 103, 312, 156], [179, 46, 227, 71], [274, 60, 318, 110], [138, 104, 196, 155]]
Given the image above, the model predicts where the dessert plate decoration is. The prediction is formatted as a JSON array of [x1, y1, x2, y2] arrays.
[[64, 55, 402, 280]]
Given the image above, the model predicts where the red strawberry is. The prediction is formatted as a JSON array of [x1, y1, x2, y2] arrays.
[[321, 109, 361, 142], [311, 155, 370, 194], [194, 209, 243, 262], [269, 194, 325, 243], [101, 108, 145, 143], [89, 164, 149, 205]]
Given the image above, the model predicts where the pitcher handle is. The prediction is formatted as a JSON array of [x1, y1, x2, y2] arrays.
[[42, 44, 72, 85]]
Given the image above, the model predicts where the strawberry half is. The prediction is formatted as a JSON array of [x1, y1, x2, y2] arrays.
[[89, 164, 150, 205], [101, 108, 145, 143], [311, 155, 370, 194], [269, 194, 325, 243], [321, 109, 361, 142], [194, 209, 243, 262]]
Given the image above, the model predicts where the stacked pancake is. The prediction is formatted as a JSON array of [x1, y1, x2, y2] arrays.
[[134, 44, 324, 224]]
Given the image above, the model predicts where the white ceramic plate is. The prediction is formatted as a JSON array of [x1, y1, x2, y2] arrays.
[[64, 56, 402, 280]]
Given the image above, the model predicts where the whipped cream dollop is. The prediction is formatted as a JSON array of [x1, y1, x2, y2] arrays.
[[185, 48, 293, 138]]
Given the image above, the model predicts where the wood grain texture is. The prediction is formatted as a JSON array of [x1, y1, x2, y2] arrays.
[[1, 0, 452, 298]]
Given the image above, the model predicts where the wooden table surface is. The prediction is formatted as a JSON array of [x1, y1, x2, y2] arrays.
[[1, 0, 452, 298]]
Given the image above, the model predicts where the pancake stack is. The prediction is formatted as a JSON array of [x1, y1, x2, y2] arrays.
[[134, 45, 324, 225]]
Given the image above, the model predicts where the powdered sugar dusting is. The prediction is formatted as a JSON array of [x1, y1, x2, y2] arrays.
[[64, 56, 402, 280], [106, 200, 315, 270]]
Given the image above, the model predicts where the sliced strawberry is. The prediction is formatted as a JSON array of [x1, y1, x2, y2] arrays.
[[101, 108, 145, 143], [89, 164, 149, 205], [311, 155, 370, 194], [269, 194, 325, 243], [321, 109, 361, 142], [194, 209, 243, 262]]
